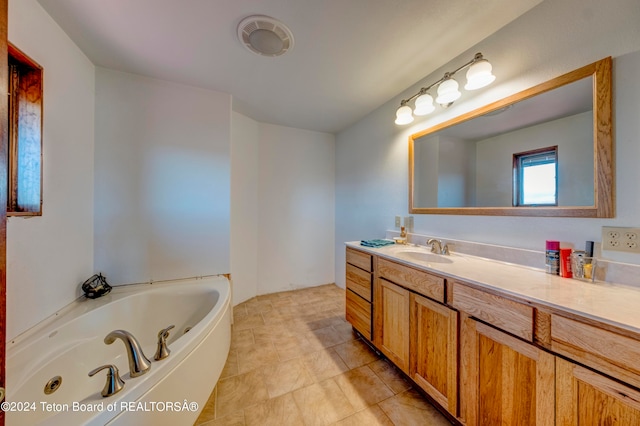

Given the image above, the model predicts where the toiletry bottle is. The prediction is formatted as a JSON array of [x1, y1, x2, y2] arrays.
[[545, 241, 560, 275], [559, 248, 573, 278]]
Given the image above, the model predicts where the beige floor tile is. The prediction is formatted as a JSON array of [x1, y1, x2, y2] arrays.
[[252, 323, 295, 345], [334, 339, 379, 369], [230, 329, 255, 353], [233, 304, 248, 320], [261, 357, 315, 398], [331, 322, 358, 343], [194, 385, 217, 424], [274, 334, 316, 361], [301, 348, 350, 382], [261, 309, 300, 326], [378, 388, 451, 426], [333, 405, 394, 426], [269, 295, 295, 307], [233, 313, 265, 331], [244, 392, 305, 426], [243, 298, 274, 314], [208, 284, 449, 426], [292, 379, 356, 426], [368, 359, 411, 394], [237, 341, 280, 374], [199, 410, 245, 426], [216, 370, 269, 418], [220, 351, 239, 379], [306, 325, 352, 349], [333, 366, 395, 410], [304, 313, 344, 330]]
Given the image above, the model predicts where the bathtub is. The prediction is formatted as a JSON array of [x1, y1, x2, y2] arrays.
[[6, 275, 231, 425]]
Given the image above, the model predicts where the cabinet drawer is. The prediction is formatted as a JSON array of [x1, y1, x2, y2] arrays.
[[551, 314, 640, 389], [346, 263, 372, 302], [346, 290, 371, 340], [378, 258, 445, 303], [450, 282, 533, 341], [346, 247, 372, 272]]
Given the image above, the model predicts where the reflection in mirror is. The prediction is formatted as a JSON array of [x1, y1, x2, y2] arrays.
[[409, 57, 613, 217]]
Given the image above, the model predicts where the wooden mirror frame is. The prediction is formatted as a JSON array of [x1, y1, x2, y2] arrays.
[[409, 57, 613, 217]]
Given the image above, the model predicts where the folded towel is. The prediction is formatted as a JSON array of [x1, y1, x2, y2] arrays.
[[360, 239, 395, 248]]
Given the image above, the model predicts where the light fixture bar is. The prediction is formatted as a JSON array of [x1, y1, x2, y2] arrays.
[[394, 52, 495, 125]]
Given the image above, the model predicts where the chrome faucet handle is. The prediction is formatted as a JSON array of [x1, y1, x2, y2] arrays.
[[426, 238, 441, 254], [89, 364, 125, 397], [441, 243, 450, 255], [154, 324, 175, 361]]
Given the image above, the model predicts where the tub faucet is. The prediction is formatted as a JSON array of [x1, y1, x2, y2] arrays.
[[154, 324, 175, 361], [104, 330, 152, 377], [88, 364, 125, 397]]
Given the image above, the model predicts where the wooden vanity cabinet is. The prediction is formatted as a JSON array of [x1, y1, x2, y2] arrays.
[[410, 292, 458, 415], [374, 257, 457, 413], [345, 247, 373, 340], [374, 278, 410, 372], [459, 314, 555, 426], [556, 357, 640, 425], [347, 245, 640, 425]]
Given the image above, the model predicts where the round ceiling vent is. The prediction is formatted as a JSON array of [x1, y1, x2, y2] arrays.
[[237, 15, 294, 57]]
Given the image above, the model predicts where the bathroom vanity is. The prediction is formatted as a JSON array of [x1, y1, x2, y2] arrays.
[[345, 243, 640, 425]]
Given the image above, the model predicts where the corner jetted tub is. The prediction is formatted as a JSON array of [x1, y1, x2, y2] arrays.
[[6, 276, 231, 425]]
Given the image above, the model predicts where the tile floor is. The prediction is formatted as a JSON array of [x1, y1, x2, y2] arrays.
[[194, 284, 451, 426]]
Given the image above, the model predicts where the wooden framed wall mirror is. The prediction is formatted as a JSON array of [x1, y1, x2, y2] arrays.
[[409, 57, 613, 217]]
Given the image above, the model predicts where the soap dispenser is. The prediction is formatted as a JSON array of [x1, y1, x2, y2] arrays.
[[394, 226, 408, 245]]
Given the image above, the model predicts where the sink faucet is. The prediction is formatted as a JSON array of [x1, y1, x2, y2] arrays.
[[427, 239, 450, 255], [104, 330, 152, 377]]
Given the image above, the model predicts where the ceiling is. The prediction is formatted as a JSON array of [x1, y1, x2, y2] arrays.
[[38, 0, 542, 134]]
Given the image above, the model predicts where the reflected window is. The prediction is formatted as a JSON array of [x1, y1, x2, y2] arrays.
[[513, 147, 558, 206]]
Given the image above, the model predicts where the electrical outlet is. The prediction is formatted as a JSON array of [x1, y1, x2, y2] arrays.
[[395, 216, 401, 228], [602, 226, 640, 253], [404, 216, 414, 231]]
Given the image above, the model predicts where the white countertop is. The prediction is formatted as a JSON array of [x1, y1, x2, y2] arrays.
[[347, 241, 640, 336]]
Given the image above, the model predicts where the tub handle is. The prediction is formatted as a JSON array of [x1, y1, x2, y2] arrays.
[[154, 324, 175, 361], [88, 364, 125, 397]]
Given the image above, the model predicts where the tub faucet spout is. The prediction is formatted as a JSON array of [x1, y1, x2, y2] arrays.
[[104, 330, 152, 377]]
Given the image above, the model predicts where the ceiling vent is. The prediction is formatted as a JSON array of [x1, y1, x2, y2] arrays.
[[237, 15, 294, 57]]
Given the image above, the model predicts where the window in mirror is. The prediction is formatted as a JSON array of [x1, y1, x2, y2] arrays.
[[513, 146, 557, 207]]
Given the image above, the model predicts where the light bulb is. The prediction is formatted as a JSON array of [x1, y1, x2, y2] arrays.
[[465, 59, 496, 90], [395, 105, 414, 125], [414, 93, 435, 116], [436, 78, 461, 105]]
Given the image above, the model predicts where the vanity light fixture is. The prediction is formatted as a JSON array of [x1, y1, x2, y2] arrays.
[[394, 52, 496, 125]]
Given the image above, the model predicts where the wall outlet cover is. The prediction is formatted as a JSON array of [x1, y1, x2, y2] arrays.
[[602, 226, 640, 253], [404, 216, 413, 231], [395, 216, 401, 228]]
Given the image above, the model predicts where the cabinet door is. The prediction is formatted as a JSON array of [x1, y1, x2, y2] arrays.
[[556, 357, 640, 425], [410, 293, 458, 416], [374, 278, 410, 372], [459, 314, 555, 426]]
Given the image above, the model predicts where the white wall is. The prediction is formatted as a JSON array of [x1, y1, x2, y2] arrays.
[[94, 68, 231, 285], [257, 124, 335, 294], [231, 114, 336, 302], [438, 135, 476, 207], [230, 112, 259, 305], [336, 0, 640, 287], [6, 0, 95, 339]]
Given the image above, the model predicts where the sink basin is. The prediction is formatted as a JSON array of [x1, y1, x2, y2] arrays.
[[394, 250, 453, 264]]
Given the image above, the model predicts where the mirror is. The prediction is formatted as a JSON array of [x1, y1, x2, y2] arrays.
[[409, 57, 613, 217]]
